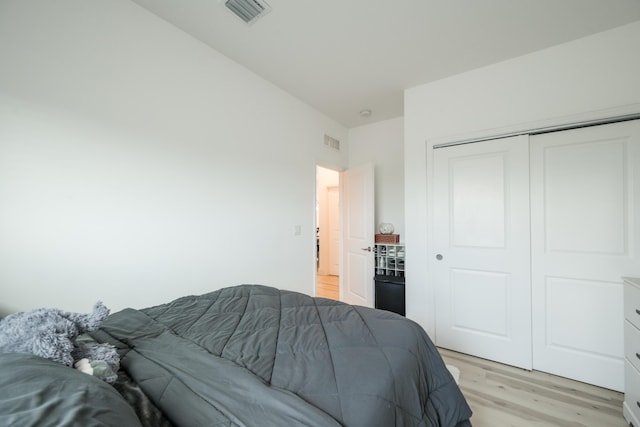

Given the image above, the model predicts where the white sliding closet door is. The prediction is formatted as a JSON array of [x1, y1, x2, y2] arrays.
[[530, 120, 640, 392], [433, 135, 532, 369]]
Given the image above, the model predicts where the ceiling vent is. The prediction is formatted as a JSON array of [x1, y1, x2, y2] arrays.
[[324, 134, 340, 151], [225, 0, 271, 25]]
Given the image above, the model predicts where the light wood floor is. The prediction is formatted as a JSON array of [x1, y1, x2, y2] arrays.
[[316, 274, 340, 300], [439, 348, 627, 427]]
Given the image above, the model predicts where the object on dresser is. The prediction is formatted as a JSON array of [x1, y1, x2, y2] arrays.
[[378, 222, 395, 234], [375, 243, 405, 277], [375, 233, 400, 243], [374, 243, 406, 316]]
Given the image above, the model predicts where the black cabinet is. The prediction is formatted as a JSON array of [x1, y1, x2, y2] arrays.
[[374, 275, 405, 316]]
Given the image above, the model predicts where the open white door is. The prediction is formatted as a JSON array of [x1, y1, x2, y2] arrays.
[[341, 163, 375, 307]]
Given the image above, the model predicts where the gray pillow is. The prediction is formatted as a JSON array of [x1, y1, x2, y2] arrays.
[[0, 353, 141, 427]]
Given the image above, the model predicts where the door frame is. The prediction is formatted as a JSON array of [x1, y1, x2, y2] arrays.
[[315, 166, 341, 276], [422, 105, 640, 341], [427, 117, 639, 387], [314, 162, 375, 306], [314, 164, 342, 297]]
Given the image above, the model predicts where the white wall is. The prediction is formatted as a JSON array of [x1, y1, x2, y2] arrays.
[[349, 117, 404, 239], [404, 21, 640, 336], [0, 0, 348, 316]]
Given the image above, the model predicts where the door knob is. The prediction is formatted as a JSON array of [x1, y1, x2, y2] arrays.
[[436, 254, 443, 260], [361, 246, 372, 252]]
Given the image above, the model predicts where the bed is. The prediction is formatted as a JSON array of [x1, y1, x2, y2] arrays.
[[0, 284, 472, 426]]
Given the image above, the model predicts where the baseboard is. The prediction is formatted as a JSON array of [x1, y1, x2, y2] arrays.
[[624, 401, 639, 426]]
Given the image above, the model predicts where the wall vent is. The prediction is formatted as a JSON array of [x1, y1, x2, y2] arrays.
[[225, 0, 271, 24], [324, 134, 340, 151]]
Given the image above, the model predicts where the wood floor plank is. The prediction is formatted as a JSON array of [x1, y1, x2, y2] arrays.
[[316, 274, 339, 300], [439, 348, 627, 427]]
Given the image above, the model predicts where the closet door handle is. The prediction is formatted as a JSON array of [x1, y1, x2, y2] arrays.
[[361, 247, 372, 252]]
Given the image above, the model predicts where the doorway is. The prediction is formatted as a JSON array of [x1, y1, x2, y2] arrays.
[[316, 165, 340, 300]]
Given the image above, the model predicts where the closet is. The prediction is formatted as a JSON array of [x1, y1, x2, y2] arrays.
[[433, 119, 640, 392]]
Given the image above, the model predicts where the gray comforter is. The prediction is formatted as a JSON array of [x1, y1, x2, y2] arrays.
[[92, 285, 472, 427]]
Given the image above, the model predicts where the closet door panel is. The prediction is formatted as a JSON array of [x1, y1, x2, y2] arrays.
[[531, 119, 640, 392], [544, 276, 623, 357], [450, 154, 506, 248], [544, 139, 626, 255], [434, 135, 532, 370]]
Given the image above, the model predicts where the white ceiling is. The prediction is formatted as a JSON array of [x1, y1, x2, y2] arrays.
[[130, 0, 640, 128]]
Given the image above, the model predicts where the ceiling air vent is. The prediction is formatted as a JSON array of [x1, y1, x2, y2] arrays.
[[324, 134, 340, 151], [225, 0, 271, 25]]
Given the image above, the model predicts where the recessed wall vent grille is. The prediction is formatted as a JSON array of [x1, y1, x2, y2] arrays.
[[225, 0, 271, 24], [324, 134, 341, 151]]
